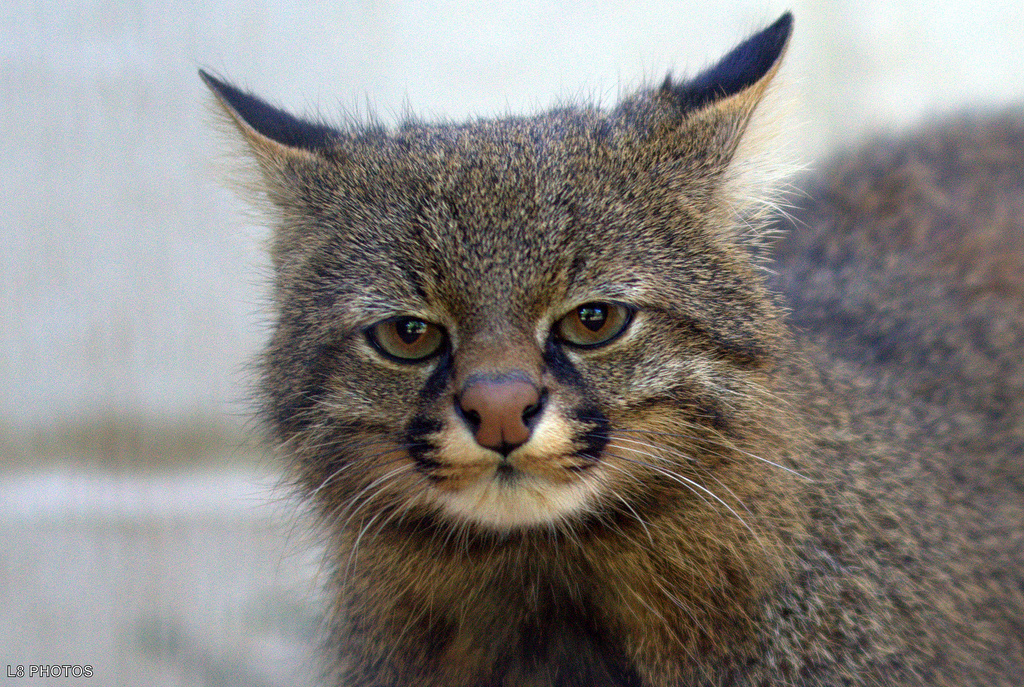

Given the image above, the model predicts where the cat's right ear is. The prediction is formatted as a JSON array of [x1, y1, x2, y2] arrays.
[[199, 69, 338, 173]]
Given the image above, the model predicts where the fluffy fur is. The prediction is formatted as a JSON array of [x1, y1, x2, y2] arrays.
[[203, 12, 1023, 686]]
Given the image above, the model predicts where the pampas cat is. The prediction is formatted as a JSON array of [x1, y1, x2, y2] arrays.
[[202, 12, 1024, 686]]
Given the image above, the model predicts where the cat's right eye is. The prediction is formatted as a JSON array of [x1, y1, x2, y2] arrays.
[[554, 302, 633, 349], [366, 316, 446, 363]]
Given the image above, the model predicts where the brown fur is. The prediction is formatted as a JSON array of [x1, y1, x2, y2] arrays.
[[203, 14, 1023, 686], [769, 113, 1024, 684]]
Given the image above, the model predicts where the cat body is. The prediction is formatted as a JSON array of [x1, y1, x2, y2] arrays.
[[203, 13, 1024, 686]]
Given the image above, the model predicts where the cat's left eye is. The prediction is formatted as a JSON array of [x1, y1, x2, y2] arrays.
[[555, 302, 633, 349], [366, 316, 446, 362]]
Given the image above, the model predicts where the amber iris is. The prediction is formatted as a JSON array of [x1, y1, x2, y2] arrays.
[[555, 302, 632, 348], [368, 317, 446, 361]]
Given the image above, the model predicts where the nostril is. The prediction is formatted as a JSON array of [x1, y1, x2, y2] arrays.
[[455, 396, 482, 430], [521, 388, 547, 426]]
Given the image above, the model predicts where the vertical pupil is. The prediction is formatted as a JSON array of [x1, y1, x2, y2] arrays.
[[578, 304, 608, 332], [396, 319, 427, 345]]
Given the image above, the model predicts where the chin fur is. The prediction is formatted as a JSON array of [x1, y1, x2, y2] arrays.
[[433, 466, 602, 530]]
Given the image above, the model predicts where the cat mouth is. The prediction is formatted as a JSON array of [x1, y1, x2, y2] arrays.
[[493, 455, 596, 479], [494, 461, 518, 481], [429, 452, 603, 529], [437, 452, 591, 486]]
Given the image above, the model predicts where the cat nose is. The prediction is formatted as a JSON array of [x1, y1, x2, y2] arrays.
[[456, 377, 545, 455]]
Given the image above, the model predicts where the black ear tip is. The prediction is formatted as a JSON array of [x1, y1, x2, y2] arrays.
[[764, 11, 794, 51], [198, 68, 243, 102], [740, 11, 795, 70], [198, 68, 219, 89], [196, 69, 340, 152], [664, 11, 794, 113], [771, 11, 794, 39]]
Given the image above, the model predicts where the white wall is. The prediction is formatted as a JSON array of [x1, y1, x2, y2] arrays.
[[4, 0, 1024, 435]]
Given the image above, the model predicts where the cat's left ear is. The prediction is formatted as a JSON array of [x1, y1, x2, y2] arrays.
[[617, 12, 793, 177], [666, 12, 791, 121], [200, 69, 337, 177]]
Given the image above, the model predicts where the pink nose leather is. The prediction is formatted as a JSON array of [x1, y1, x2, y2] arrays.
[[459, 380, 541, 451]]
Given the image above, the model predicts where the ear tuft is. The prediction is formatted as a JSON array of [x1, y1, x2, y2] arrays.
[[663, 12, 792, 113], [199, 69, 339, 153]]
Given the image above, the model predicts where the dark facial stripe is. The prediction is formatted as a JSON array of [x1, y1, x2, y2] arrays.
[[420, 349, 454, 401], [543, 340, 611, 461], [405, 416, 443, 472], [571, 404, 610, 462], [543, 338, 585, 387]]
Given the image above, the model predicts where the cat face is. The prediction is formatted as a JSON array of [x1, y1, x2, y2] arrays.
[[249, 116, 786, 533], [202, 13, 794, 535]]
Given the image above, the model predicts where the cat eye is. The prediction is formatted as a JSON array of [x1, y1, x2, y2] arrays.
[[554, 302, 633, 349], [366, 316, 446, 362]]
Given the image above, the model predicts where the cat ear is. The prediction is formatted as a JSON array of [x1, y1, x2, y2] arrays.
[[617, 12, 792, 174], [666, 12, 792, 119], [199, 69, 338, 169]]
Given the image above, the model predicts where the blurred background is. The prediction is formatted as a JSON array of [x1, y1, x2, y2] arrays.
[[2, 0, 1023, 684]]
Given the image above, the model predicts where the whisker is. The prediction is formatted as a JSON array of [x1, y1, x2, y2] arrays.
[[698, 433, 810, 481], [595, 460, 658, 549], [584, 423, 811, 482], [343, 509, 385, 580], [331, 463, 416, 532], [601, 434, 699, 464], [607, 451, 764, 548], [341, 474, 422, 576], [605, 449, 714, 510], [597, 434, 760, 517], [308, 443, 411, 500], [332, 463, 418, 583]]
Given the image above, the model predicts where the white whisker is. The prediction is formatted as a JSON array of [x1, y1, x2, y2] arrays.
[[607, 450, 764, 549], [597, 461, 658, 549], [308, 444, 410, 499], [605, 426, 811, 481]]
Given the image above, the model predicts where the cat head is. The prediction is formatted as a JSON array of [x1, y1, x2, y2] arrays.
[[204, 13, 796, 534]]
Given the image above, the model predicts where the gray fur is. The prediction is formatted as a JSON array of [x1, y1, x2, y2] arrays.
[[204, 15, 1023, 687]]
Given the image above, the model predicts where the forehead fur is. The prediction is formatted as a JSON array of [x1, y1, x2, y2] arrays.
[[202, 13, 792, 338], [276, 106, 756, 322]]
